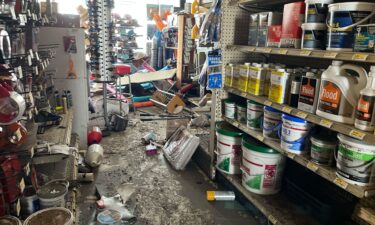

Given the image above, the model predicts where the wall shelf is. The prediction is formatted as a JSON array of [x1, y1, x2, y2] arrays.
[[223, 116, 375, 198], [227, 45, 375, 63], [225, 87, 375, 145], [218, 170, 321, 225]]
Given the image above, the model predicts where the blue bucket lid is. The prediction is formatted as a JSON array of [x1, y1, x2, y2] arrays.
[[282, 114, 307, 123], [264, 106, 280, 113]]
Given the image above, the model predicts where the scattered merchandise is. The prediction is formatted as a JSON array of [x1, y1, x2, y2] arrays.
[[23, 207, 73, 225], [355, 66, 375, 131], [247, 100, 263, 130], [317, 61, 368, 124], [281, 114, 313, 154], [206, 191, 235, 201], [310, 132, 337, 165], [0, 216, 22, 225], [163, 126, 200, 170], [145, 143, 158, 155], [141, 131, 157, 144], [216, 122, 243, 174], [241, 136, 286, 195], [20, 186, 39, 218], [326, 2, 375, 51], [85, 144, 104, 167], [97, 209, 122, 225], [37, 180, 69, 209], [280, 2, 306, 48], [336, 134, 375, 186], [262, 106, 282, 140], [88, 126, 103, 145]]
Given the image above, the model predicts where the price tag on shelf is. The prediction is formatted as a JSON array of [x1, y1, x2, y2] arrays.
[[296, 111, 308, 119], [300, 50, 312, 56], [268, 215, 278, 224], [287, 152, 296, 159], [233, 121, 239, 127], [248, 47, 255, 52], [276, 49, 288, 55], [352, 53, 369, 61], [240, 92, 247, 97], [256, 134, 265, 142], [263, 48, 272, 53], [307, 161, 319, 172], [349, 129, 366, 140], [19, 14, 27, 26], [319, 119, 333, 128], [324, 52, 338, 59], [35, 52, 40, 61], [333, 177, 349, 190], [264, 100, 272, 106], [282, 106, 293, 114]]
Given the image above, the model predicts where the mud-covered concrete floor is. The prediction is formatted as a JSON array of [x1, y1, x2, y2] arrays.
[[80, 113, 260, 225]]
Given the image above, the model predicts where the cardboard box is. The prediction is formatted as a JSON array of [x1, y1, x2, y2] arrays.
[[257, 12, 283, 47], [267, 25, 282, 47]]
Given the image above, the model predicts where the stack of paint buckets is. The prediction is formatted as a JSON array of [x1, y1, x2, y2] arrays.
[[86, 126, 104, 167]]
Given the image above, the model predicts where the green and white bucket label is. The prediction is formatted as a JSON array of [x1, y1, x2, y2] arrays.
[[247, 104, 263, 130], [311, 144, 334, 165], [217, 145, 242, 174], [242, 163, 278, 190], [337, 143, 375, 184]]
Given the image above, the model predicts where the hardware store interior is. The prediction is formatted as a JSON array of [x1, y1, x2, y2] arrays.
[[3, 0, 375, 224]]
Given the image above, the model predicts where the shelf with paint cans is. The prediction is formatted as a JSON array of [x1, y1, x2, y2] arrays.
[[225, 87, 375, 146], [227, 45, 375, 64], [223, 116, 375, 199]]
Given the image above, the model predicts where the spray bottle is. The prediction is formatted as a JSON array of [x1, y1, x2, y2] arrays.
[[355, 66, 375, 131]]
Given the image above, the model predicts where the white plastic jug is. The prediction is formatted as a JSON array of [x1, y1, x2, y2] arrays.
[[317, 61, 368, 124]]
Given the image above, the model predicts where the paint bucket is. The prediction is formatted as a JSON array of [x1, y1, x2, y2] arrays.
[[236, 104, 247, 124], [85, 144, 104, 167], [336, 134, 375, 186], [327, 2, 375, 51], [301, 23, 327, 50], [310, 133, 337, 165], [247, 100, 263, 130], [241, 136, 286, 195], [0, 216, 22, 225], [216, 122, 243, 175], [262, 106, 282, 140], [224, 100, 236, 119], [20, 186, 40, 218], [305, 0, 333, 23], [281, 114, 313, 154], [37, 180, 69, 209], [24, 207, 73, 225]]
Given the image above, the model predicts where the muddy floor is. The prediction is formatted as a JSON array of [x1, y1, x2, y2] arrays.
[[80, 111, 259, 225]]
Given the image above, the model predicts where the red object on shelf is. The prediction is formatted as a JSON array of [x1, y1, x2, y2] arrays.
[[113, 64, 131, 76], [0, 154, 21, 204], [267, 25, 282, 47], [280, 2, 305, 48]]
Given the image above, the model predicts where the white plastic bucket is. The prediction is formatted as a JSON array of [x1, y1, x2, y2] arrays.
[[247, 100, 263, 130], [224, 100, 236, 119], [37, 180, 69, 209], [310, 134, 337, 165], [327, 2, 375, 51], [216, 122, 243, 174], [24, 207, 73, 225], [241, 137, 286, 195], [262, 106, 282, 140], [336, 134, 375, 186], [301, 23, 327, 50], [236, 104, 247, 124], [0, 216, 22, 225], [305, 0, 333, 23], [281, 114, 313, 154]]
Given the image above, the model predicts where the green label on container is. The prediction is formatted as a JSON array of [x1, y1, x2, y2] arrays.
[[218, 158, 230, 172], [246, 175, 262, 190], [247, 118, 261, 128], [338, 144, 375, 161]]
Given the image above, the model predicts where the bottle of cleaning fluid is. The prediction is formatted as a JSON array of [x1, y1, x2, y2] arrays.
[[298, 72, 321, 114], [355, 66, 375, 131], [317, 61, 368, 124]]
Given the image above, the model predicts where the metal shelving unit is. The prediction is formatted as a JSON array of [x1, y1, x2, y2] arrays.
[[210, 0, 375, 224], [227, 45, 375, 63]]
